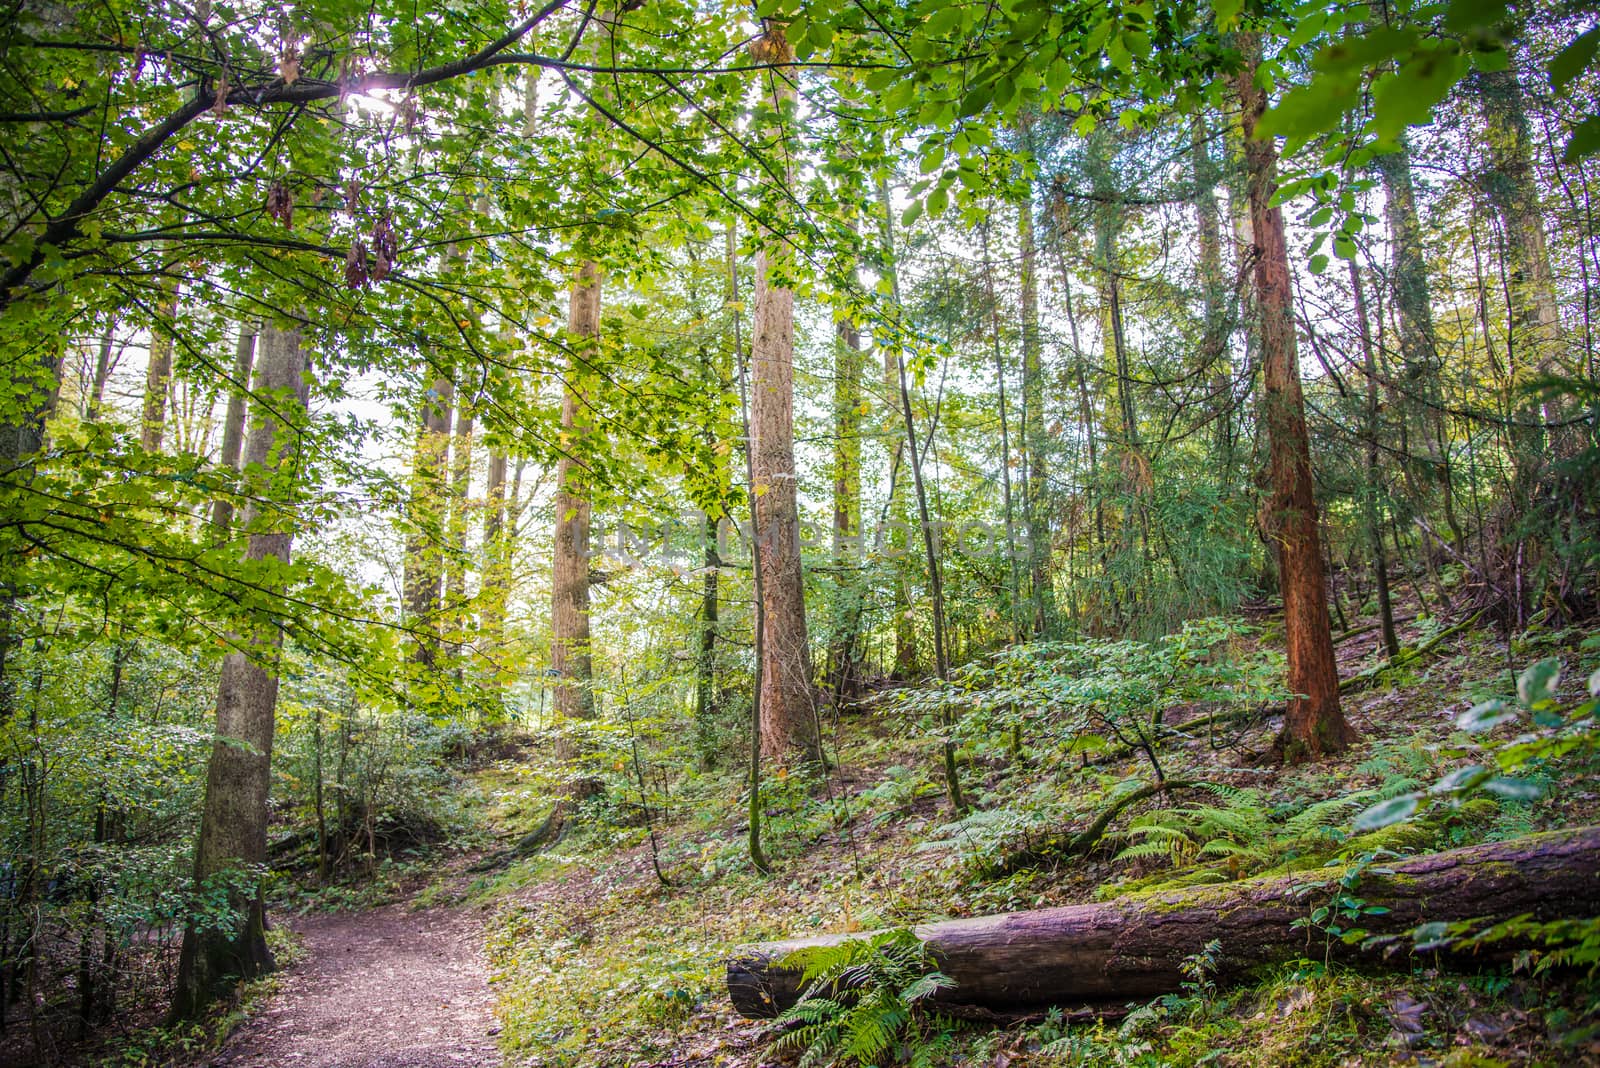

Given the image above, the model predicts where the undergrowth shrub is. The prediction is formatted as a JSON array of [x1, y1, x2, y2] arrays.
[[767, 929, 955, 1068]]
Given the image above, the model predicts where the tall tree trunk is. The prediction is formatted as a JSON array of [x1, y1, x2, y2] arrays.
[[982, 221, 1023, 642], [403, 371, 453, 667], [1478, 47, 1568, 418], [86, 320, 117, 423], [1192, 120, 1234, 473], [140, 284, 180, 452], [210, 324, 257, 535], [827, 312, 864, 698], [1238, 41, 1355, 761], [750, 22, 817, 764], [1375, 136, 1464, 550], [480, 448, 509, 655], [444, 403, 474, 670], [172, 323, 309, 1018], [881, 183, 964, 813], [1349, 261, 1402, 660], [1017, 181, 1054, 636], [552, 263, 600, 724]]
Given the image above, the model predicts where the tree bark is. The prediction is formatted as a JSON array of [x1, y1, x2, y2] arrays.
[[1348, 261, 1401, 660], [1237, 41, 1355, 761], [982, 221, 1023, 642], [1016, 177, 1054, 636], [728, 825, 1600, 1017], [140, 283, 181, 453], [827, 312, 864, 700], [172, 324, 309, 1019], [552, 262, 600, 724], [210, 323, 257, 534], [750, 22, 817, 764], [86, 320, 117, 423], [444, 402, 474, 668], [403, 370, 454, 667]]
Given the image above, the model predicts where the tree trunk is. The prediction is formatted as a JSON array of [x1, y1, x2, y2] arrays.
[[982, 221, 1023, 642], [403, 370, 454, 667], [172, 324, 309, 1019], [86, 320, 117, 423], [1191, 119, 1234, 474], [140, 283, 180, 453], [1017, 179, 1054, 636], [444, 403, 474, 669], [1349, 261, 1401, 660], [750, 22, 817, 765], [728, 825, 1600, 1017], [827, 312, 864, 700], [1237, 41, 1355, 760], [210, 323, 257, 534], [552, 262, 600, 724], [1375, 135, 1463, 551], [479, 447, 510, 659], [1478, 47, 1568, 414]]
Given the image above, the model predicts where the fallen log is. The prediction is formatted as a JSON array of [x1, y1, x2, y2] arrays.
[[727, 825, 1600, 1018]]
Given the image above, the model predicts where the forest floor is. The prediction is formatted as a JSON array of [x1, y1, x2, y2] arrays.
[[72, 596, 1599, 1068], [459, 599, 1600, 1067], [207, 898, 501, 1068]]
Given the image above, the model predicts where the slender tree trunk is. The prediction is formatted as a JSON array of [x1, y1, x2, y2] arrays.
[[982, 221, 1023, 642], [86, 321, 117, 423], [210, 324, 257, 534], [1238, 41, 1355, 761], [880, 184, 964, 813], [1478, 48, 1568, 418], [480, 448, 510, 657], [1375, 136, 1464, 551], [1349, 262, 1401, 660], [444, 403, 474, 671], [403, 371, 453, 667], [1192, 120, 1234, 473], [827, 312, 864, 699], [140, 284, 180, 453], [553, 263, 600, 725], [172, 324, 309, 1018], [730, 221, 771, 872], [1017, 183, 1054, 636], [750, 22, 817, 764]]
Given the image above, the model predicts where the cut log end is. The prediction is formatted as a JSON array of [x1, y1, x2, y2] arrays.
[[725, 953, 790, 1019]]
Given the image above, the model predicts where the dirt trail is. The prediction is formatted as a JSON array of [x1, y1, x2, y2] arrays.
[[210, 902, 501, 1068]]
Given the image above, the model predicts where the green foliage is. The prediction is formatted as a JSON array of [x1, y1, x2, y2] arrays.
[[767, 929, 955, 1068], [1355, 657, 1599, 832]]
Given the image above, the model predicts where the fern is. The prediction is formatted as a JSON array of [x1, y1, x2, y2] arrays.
[[764, 929, 954, 1067]]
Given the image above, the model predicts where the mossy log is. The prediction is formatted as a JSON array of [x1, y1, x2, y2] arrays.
[[727, 826, 1600, 1018]]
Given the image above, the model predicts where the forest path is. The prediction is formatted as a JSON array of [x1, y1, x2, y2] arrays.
[[209, 898, 501, 1068]]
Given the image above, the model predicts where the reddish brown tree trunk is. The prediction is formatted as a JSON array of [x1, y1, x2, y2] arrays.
[[750, 22, 818, 764], [1237, 44, 1354, 760]]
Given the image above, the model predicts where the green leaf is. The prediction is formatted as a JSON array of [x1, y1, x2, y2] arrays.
[[1309, 254, 1330, 275], [1482, 777, 1542, 801], [957, 83, 993, 118], [1355, 794, 1418, 831], [1516, 658, 1561, 708], [1443, 0, 1508, 33], [1458, 699, 1514, 732], [1551, 27, 1600, 91], [1565, 115, 1600, 163], [1213, 0, 1242, 30], [1371, 45, 1469, 143]]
